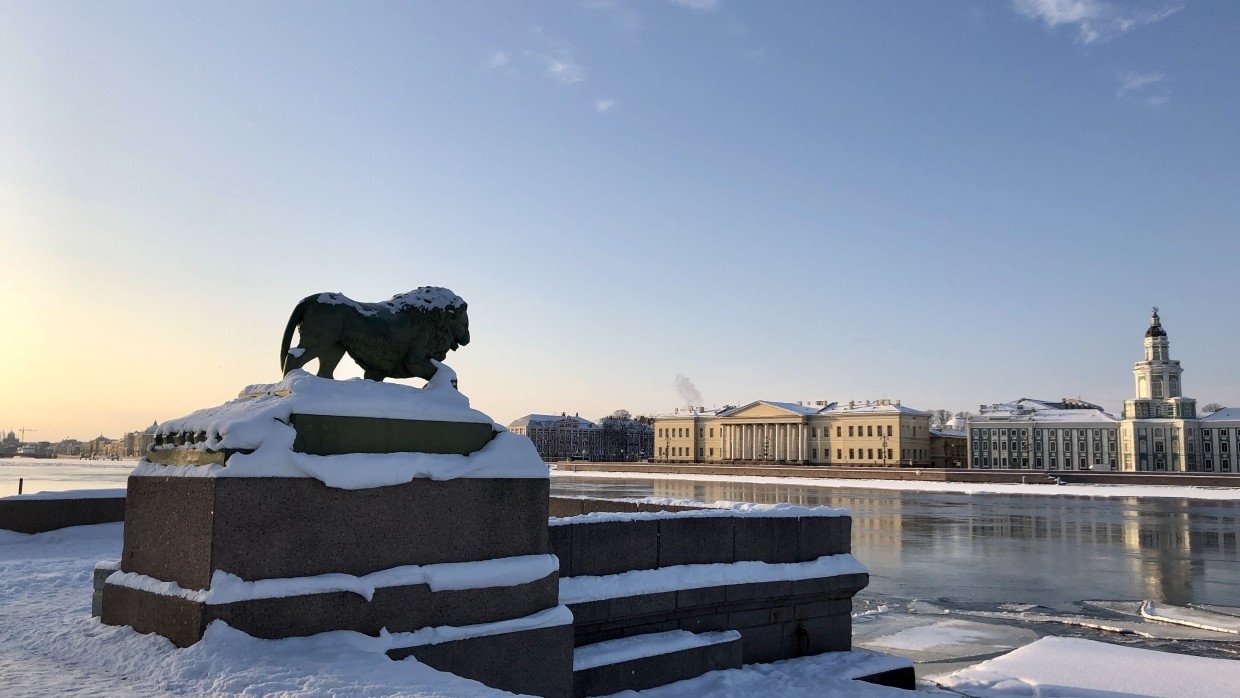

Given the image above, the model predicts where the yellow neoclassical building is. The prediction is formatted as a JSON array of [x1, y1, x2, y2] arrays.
[[653, 399, 933, 467]]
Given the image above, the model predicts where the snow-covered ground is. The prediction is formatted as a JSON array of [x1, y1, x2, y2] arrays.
[[0, 523, 915, 696], [552, 469, 1240, 501], [6, 521, 1240, 695]]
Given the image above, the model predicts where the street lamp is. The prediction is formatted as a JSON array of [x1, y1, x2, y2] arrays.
[[665, 436, 670, 463], [879, 430, 890, 467]]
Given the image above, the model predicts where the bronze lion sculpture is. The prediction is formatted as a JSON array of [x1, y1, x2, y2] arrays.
[[280, 287, 469, 382]]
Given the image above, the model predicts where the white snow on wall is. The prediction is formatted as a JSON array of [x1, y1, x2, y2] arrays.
[[560, 554, 867, 604], [107, 554, 559, 603], [573, 630, 740, 671], [550, 499, 846, 525]]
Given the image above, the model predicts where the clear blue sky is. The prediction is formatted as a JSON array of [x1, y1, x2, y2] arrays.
[[2, 1, 1238, 440]]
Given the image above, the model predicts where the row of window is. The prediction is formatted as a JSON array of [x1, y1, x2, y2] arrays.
[[971, 428, 1118, 439], [658, 424, 908, 440], [972, 456, 1119, 470]]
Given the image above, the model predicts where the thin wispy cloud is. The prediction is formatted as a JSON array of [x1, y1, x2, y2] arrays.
[[594, 98, 616, 113], [1117, 71, 1170, 106], [531, 27, 586, 85], [1011, 0, 1182, 44], [486, 51, 510, 69], [670, 0, 721, 13]]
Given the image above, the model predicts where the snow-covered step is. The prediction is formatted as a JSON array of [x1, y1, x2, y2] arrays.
[[572, 630, 741, 697]]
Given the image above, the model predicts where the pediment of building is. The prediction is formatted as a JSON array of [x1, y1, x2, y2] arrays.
[[722, 401, 811, 420]]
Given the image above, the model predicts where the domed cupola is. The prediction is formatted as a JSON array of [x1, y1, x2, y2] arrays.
[[1145, 307, 1167, 339]]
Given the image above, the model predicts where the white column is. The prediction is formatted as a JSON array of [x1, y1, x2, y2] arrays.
[[800, 424, 808, 462]]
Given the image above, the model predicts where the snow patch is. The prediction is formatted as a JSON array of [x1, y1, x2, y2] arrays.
[[107, 554, 559, 603], [560, 554, 867, 604], [573, 630, 740, 671], [931, 635, 1240, 697]]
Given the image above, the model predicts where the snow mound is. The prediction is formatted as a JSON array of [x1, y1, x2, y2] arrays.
[[136, 365, 549, 485], [931, 635, 1240, 697]]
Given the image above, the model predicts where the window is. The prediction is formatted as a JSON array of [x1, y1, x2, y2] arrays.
[[1036, 457, 1043, 468], [812, 448, 817, 459], [837, 427, 842, 437], [887, 425, 893, 436], [849, 449, 855, 459], [699, 428, 704, 437], [868, 448, 874, 459], [811, 427, 817, 437], [867, 426, 874, 437], [849, 426, 854, 437], [709, 428, 714, 437], [837, 449, 842, 459], [698, 447, 704, 457]]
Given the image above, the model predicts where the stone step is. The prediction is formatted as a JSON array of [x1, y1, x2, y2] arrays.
[[572, 630, 742, 698]]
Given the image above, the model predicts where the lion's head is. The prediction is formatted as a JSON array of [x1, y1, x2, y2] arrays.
[[423, 302, 470, 361]]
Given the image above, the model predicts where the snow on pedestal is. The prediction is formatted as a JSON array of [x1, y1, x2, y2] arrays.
[[101, 366, 572, 698]]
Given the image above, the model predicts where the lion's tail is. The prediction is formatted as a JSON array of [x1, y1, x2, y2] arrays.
[[280, 296, 313, 375]]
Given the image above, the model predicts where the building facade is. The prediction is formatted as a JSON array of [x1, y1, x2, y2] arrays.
[[653, 399, 933, 467], [508, 413, 654, 463], [969, 309, 1232, 472], [967, 399, 1120, 471]]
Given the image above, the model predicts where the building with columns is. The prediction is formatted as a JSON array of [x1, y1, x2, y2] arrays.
[[968, 309, 1232, 472], [653, 399, 932, 467]]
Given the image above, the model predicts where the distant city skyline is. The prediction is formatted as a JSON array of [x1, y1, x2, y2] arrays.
[[2, 2, 1237, 440]]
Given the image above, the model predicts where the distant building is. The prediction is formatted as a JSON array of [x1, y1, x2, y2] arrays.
[[929, 428, 968, 469], [966, 399, 1120, 470], [968, 309, 1233, 472], [508, 413, 653, 463], [652, 399, 934, 467]]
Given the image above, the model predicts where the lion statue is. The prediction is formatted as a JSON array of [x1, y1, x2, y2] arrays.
[[280, 287, 469, 382]]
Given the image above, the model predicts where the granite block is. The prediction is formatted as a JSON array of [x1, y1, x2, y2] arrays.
[[733, 517, 800, 564], [608, 591, 677, 619], [657, 517, 734, 567], [390, 623, 574, 698], [736, 623, 787, 664], [567, 599, 610, 624], [569, 520, 658, 577], [100, 584, 207, 648], [548, 524, 573, 578], [727, 608, 772, 629], [677, 612, 731, 634], [725, 580, 792, 603], [120, 476, 217, 590], [120, 476, 550, 586], [798, 516, 846, 561], [583, 499, 639, 514], [548, 498, 586, 518], [572, 632, 742, 698], [676, 585, 726, 609], [0, 496, 126, 534]]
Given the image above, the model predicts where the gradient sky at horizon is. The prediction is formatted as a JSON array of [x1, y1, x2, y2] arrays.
[[2, 1, 1238, 441]]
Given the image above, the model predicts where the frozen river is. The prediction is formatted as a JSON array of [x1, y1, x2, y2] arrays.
[[549, 474, 1240, 610], [0, 459, 134, 497]]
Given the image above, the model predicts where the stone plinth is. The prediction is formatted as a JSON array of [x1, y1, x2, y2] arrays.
[[118, 475, 549, 589], [101, 401, 568, 697]]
